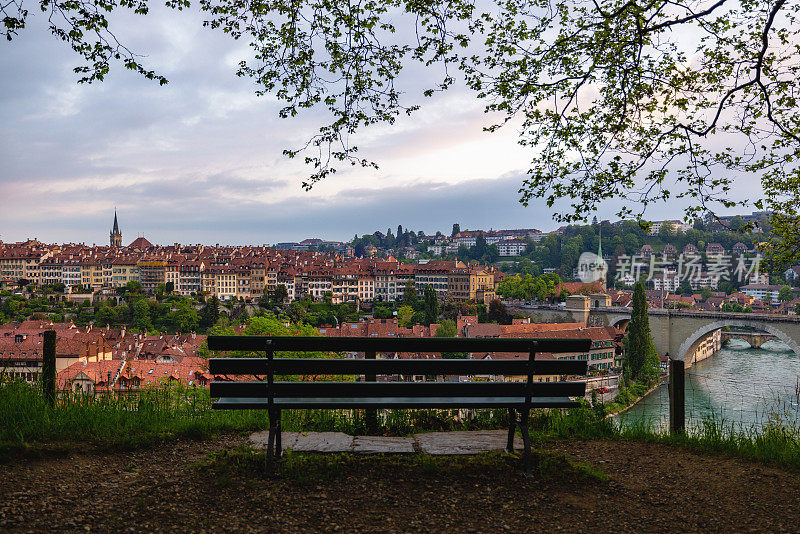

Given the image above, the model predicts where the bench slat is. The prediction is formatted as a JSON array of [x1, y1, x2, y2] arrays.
[[207, 335, 592, 354], [210, 380, 586, 398], [209, 358, 589, 376], [212, 396, 580, 410]]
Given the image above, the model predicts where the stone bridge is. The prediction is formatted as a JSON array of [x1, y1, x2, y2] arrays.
[[720, 331, 778, 349], [506, 302, 800, 364]]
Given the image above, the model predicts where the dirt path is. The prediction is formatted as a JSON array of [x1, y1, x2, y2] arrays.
[[1, 436, 798, 533]]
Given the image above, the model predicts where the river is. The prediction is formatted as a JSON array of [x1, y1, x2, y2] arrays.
[[617, 339, 800, 433]]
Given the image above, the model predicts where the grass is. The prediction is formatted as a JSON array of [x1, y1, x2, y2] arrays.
[[0, 379, 267, 459], [530, 403, 800, 470], [616, 416, 800, 469], [600, 379, 661, 416], [4, 377, 800, 471], [0, 378, 508, 459], [193, 446, 609, 486]]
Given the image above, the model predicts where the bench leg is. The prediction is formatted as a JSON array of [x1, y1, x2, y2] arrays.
[[268, 408, 280, 459], [519, 407, 532, 478], [506, 408, 517, 453], [275, 409, 282, 458], [267, 416, 276, 458]]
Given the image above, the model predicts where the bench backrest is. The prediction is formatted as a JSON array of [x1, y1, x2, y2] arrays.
[[208, 336, 591, 403]]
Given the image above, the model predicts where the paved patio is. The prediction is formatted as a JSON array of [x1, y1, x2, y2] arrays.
[[249, 430, 524, 455]]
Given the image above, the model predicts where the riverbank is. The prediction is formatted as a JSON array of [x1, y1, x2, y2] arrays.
[[602, 377, 666, 419]]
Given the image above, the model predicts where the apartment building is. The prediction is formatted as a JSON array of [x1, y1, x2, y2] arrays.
[[39, 258, 63, 286], [448, 267, 470, 301], [177, 261, 203, 295], [305, 268, 333, 300], [515, 327, 619, 371], [165, 259, 181, 292], [469, 267, 496, 302], [497, 239, 527, 257], [357, 274, 375, 301], [647, 220, 692, 235], [80, 259, 104, 289], [265, 266, 278, 295], [137, 259, 167, 293], [61, 260, 82, 289], [277, 270, 296, 301], [374, 262, 400, 302], [740, 283, 784, 304], [332, 267, 359, 303], [208, 266, 237, 300], [234, 263, 252, 300], [0, 249, 45, 283], [415, 261, 461, 299], [652, 273, 681, 292], [249, 260, 267, 299], [111, 257, 140, 288]]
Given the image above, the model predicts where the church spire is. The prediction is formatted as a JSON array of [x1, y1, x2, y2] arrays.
[[110, 210, 122, 248]]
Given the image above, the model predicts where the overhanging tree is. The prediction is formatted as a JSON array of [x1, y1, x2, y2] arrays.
[[6, 0, 800, 267]]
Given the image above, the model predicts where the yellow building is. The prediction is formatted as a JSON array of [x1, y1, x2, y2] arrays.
[[111, 257, 140, 288], [469, 268, 495, 302], [80, 260, 104, 289], [210, 266, 237, 300], [357, 274, 375, 301]]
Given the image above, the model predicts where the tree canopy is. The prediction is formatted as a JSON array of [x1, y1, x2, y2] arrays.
[[6, 0, 800, 265]]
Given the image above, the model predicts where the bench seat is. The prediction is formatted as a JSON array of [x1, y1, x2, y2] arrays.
[[213, 396, 580, 410]]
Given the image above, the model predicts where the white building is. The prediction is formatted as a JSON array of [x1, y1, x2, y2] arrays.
[[652, 273, 681, 292], [740, 284, 783, 304], [784, 266, 800, 282], [689, 273, 720, 290], [497, 239, 527, 257], [428, 244, 445, 256], [648, 220, 692, 235]]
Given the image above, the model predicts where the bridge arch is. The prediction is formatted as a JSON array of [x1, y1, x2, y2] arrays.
[[721, 331, 776, 350], [675, 320, 800, 362], [613, 319, 630, 332], [604, 314, 631, 331]]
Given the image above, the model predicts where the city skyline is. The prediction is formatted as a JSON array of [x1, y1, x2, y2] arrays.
[[0, 206, 765, 248]]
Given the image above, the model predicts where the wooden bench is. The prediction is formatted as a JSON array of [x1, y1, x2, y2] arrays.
[[208, 336, 590, 474]]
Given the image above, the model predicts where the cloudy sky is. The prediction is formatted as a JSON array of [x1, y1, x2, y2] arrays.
[[0, 5, 759, 246]]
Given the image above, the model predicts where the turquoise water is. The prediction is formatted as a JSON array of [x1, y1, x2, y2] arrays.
[[617, 339, 800, 432]]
